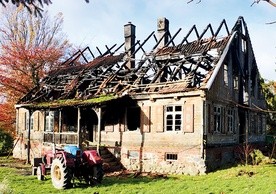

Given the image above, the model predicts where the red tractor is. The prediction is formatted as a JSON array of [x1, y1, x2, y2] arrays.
[[34, 145, 104, 189]]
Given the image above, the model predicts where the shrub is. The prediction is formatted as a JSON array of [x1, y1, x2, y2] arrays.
[[0, 178, 13, 194], [0, 130, 13, 155], [249, 149, 273, 165]]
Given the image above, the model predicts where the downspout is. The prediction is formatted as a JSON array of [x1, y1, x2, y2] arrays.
[[202, 99, 207, 160], [97, 107, 102, 154]]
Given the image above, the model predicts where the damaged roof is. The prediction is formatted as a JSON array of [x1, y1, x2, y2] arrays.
[[18, 16, 253, 106]]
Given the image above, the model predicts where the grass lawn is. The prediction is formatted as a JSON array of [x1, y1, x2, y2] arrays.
[[0, 156, 275, 194]]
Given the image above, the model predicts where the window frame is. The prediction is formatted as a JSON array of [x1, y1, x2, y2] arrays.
[[213, 105, 222, 133], [227, 107, 236, 134], [165, 105, 183, 132], [45, 111, 54, 132]]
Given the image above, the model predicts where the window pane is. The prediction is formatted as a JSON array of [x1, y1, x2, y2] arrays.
[[167, 106, 173, 112], [175, 106, 182, 112], [167, 126, 173, 131]]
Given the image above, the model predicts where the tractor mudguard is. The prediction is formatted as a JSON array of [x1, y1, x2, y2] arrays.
[[82, 150, 103, 165]]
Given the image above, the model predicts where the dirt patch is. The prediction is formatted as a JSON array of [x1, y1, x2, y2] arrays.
[[0, 157, 32, 175], [236, 169, 255, 177], [105, 170, 168, 179]]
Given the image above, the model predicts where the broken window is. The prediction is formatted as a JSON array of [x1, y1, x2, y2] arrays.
[[214, 105, 222, 133], [45, 111, 54, 132], [224, 64, 228, 86], [233, 76, 239, 90], [127, 107, 140, 131], [165, 153, 178, 161], [62, 108, 78, 132], [165, 105, 182, 131]]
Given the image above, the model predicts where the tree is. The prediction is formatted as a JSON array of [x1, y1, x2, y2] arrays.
[[0, 5, 72, 134], [261, 79, 276, 134], [0, 0, 89, 16], [187, 0, 276, 7]]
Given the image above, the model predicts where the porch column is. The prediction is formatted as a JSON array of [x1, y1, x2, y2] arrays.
[[77, 107, 81, 147], [96, 107, 102, 154], [27, 109, 33, 164]]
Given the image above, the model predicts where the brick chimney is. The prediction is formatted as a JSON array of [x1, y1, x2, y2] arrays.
[[124, 22, 136, 69], [157, 17, 169, 49]]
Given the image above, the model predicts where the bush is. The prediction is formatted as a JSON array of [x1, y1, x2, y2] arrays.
[[0, 130, 13, 155], [249, 149, 274, 165]]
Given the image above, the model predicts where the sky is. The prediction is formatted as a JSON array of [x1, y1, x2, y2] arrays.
[[45, 0, 276, 80]]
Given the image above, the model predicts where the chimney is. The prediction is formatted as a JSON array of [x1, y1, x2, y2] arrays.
[[157, 17, 169, 49], [124, 22, 136, 69]]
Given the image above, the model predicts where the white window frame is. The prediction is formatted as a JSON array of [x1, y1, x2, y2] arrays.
[[165, 105, 182, 132]]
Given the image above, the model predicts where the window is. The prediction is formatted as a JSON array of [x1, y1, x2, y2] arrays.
[[25, 111, 29, 131], [127, 107, 140, 131], [165, 153, 178, 161], [165, 105, 182, 131], [250, 113, 258, 134], [227, 108, 235, 133], [45, 111, 54, 132], [224, 64, 228, 86], [258, 114, 263, 134], [128, 150, 139, 159], [30, 114, 34, 131], [214, 106, 222, 133], [234, 76, 239, 90]]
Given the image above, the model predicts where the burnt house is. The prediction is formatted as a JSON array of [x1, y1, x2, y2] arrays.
[[14, 17, 266, 175]]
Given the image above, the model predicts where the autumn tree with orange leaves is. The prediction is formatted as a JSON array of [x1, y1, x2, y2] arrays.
[[0, 5, 72, 134]]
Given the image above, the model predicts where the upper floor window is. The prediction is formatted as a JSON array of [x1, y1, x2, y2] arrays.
[[165, 105, 182, 131], [224, 64, 228, 86]]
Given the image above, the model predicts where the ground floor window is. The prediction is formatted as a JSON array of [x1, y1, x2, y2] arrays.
[[127, 107, 140, 131], [165, 105, 182, 131], [214, 105, 222, 133], [227, 108, 236, 133], [45, 111, 54, 132]]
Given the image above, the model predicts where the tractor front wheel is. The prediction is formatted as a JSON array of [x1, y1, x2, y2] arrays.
[[50, 157, 72, 189]]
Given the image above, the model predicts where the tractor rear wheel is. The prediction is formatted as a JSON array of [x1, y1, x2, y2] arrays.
[[50, 157, 72, 189]]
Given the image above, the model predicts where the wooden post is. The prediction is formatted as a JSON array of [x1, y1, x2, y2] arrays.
[[77, 107, 81, 148], [27, 109, 32, 164], [97, 107, 102, 154]]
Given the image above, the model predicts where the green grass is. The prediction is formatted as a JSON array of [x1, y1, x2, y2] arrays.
[[0, 156, 275, 194]]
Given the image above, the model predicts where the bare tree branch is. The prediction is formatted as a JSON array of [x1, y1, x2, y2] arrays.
[[187, 0, 201, 4], [251, 0, 276, 7]]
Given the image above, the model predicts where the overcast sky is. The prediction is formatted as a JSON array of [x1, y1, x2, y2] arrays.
[[46, 0, 276, 80]]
